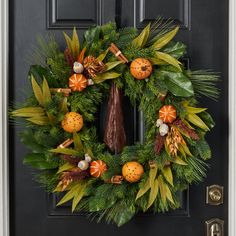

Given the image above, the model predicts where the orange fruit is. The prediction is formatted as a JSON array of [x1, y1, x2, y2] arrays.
[[130, 58, 152, 80], [122, 161, 144, 183], [159, 105, 177, 123], [90, 160, 108, 178], [69, 74, 87, 92], [61, 112, 83, 133]]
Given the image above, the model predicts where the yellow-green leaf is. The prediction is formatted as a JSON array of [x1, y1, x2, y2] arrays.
[[152, 26, 179, 50], [97, 48, 109, 61], [31, 75, 44, 106], [149, 57, 166, 65], [84, 148, 94, 158], [27, 116, 49, 125], [50, 148, 80, 156], [57, 184, 79, 206], [60, 97, 69, 113], [186, 113, 209, 131], [158, 176, 167, 205], [72, 183, 87, 212], [155, 51, 182, 71], [12, 107, 44, 114], [105, 61, 122, 71], [136, 179, 151, 201], [63, 32, 72, 52], [162, 166, 173, 186], [73, 132, 83, 151], [165, 184, 174, 204], [186, 106, 207, 114], [93, 72, 121, 83], [180, 143, 193, 157], [172, 156, 187, 165], [132, 23, 151, 48], [71, 27, 80, 58], [149, 163, 158, 187], [42, 77, 52, 104], [146, 179, 159, 210], [57, 162, 74, 174]]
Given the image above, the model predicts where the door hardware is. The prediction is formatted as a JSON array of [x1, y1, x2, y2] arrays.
[[206, 218, 224, 236], [206, 185, 224, 205]]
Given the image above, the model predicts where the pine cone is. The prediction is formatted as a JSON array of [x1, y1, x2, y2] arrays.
[[154, 133, 165, 155], [83, 56, 106, 78]]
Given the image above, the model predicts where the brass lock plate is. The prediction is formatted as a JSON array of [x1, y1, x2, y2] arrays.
[[206, 185, 224, 205], [206, 218, 224, 236]]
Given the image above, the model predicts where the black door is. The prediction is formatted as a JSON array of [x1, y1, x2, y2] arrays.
[[9, 0, 229, 235]]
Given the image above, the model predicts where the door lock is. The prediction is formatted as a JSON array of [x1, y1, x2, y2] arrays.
[[206, 185, 224, 205], [206, 218, 224, 236]]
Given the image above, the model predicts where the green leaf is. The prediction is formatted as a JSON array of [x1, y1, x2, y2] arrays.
[[132, 23, 151, 48], [186, 113, 209, 131], [11, 107, 45, 117], [172, 156, 187, 165], [84, 26, 101, 46], [57, 184, 80, 206], [162, 41, 187, 59], [31, 75, 44, 106], [156, 51, 182, 71], [158, 176, 167, 205], [42, 77, 52, 104], [73, 132, 83, 151], [93, 72, 121, 83], [23, 153, 58, 170], [196, 139, 212, 160], [149, 164, 158, 187], [162, 166, 173, 186], [60, 97, 69, 113], [71, 27, 80, 58], [146, 179, 159, 210], [50, 148, 80, 156], [72, 182, 87, 212], [152, 26, 179, 50], [136, 180, 150, 200], [165, 184, 174, 204], [185, 106, 207, 114], [160, 70, 194, 97], [57, 162, 74, 174], [105, 61, 122, 71], [27, 116, 49, 125], [63, 32, 73, 53], [199, 111, 215, 129], [97, 48, 109, 61]]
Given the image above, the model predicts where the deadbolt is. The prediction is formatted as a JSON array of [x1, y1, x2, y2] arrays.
[[206, 185, 224, 205], [206, 218, 224, 236]]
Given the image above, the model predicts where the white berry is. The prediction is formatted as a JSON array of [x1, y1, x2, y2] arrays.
[[159, 123, 169, 136], [73, 62, 84, 74], [78, 160, 89, 170], [84, 153, 92, 162], [87, 79, 94, 86], [156, 119, 163, 128]]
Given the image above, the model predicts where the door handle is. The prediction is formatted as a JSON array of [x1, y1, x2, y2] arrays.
[[206, 218, 224, 236]]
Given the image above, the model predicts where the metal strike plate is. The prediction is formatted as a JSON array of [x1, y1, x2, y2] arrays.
[[206, 218, 224, 236], [206, 185, 224, 205]]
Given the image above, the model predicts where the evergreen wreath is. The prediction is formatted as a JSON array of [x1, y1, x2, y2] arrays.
[[11, 19, 219, 226]]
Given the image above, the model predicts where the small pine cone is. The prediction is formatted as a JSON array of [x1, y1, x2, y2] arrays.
[[83, 56, 106, 78], [154, 133, 165, 155], [173, 119, 199, 140]]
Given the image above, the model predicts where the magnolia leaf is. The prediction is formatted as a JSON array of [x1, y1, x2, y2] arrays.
[[172, 156, 187, 165], [50, 148, 80, 156], [73, 132, 83, 151], [72, 183, 87, 212], [162, 166, 173, 186], [31, 75, 44, 106], [180, 143, 193, 157], [160, 70, 194, 97], [97, 48, 109, 61], [93, 72, 121, 83], [165, 184, 174, 204], [199, 111, 215, 129], [178, 145, 187, 158], [57, 184, 80, 206], [146, 179, 159, 210], [63, 32, 72, 51], [132, 23, 151, 48], [185, 106, 207, 114], [105, 61, 122, 71], [152, 26, 179, 50], [155, 51, 182, 71], [136, 179, 151, 201], [57, 162, 75, 174], [149, 57, 166, 65], [11, 107, 45, 118], [60, 97, 69, 113], [162, 41, 187, 59], [149, 164, 158, 187], [42, 77, 52, 104], [72, 27, 80, 58], [186, 113, 209, 131], [158, 176, 167, 205], [27, 116, 49, 125]]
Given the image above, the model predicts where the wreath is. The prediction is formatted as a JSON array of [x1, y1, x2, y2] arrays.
[[11, 20, 219, 226]]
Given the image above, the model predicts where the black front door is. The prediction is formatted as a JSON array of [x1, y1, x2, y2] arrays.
[[9, 0, 228, 235]]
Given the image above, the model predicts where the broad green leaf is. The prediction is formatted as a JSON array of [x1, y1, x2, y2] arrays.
[[172, 156, 187, 165], [93, 72, 121, 83], [42, 77, 52, 104], [23, 153, 58, 170], [73, 132, 83, 151], [162, 41, 187, 59], [31, 75, 44, 106], [146, 179, 159, 210], [50, 148, 80, 156], [105, 61, 122, 71], [72, 183, 87, 212], [132, 23, 151, 48], [72, 27, 80, 58], [97, 48, 109, 61], [149, 57, 166, 65], [196, 139, 212, 160], [186, 113, 209, 131], [158, 176, 167, 205], [27, 116, 49, 125], [160, 70, 194, 97], [162, 167, 173, 186], [136, 180, 151, 200], [198, 111, 215, 129], [185, 106, 207, 114], [156, 51, 182, 71], [57, 162, 74, 174], [152, 26, 179, 50], [165, 184, 174, 204]]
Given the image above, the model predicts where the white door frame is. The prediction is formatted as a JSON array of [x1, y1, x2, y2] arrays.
[[0, 1, 235, 236]]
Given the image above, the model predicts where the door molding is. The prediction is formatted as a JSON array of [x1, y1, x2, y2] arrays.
[[0, 1, 235, 236], [0, 0, 9, 235]]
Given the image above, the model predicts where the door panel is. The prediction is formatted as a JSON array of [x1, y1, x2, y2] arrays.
[[9, 0, 228, 235]]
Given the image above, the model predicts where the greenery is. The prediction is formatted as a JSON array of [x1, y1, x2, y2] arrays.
[[10, 21, 219, 226]]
